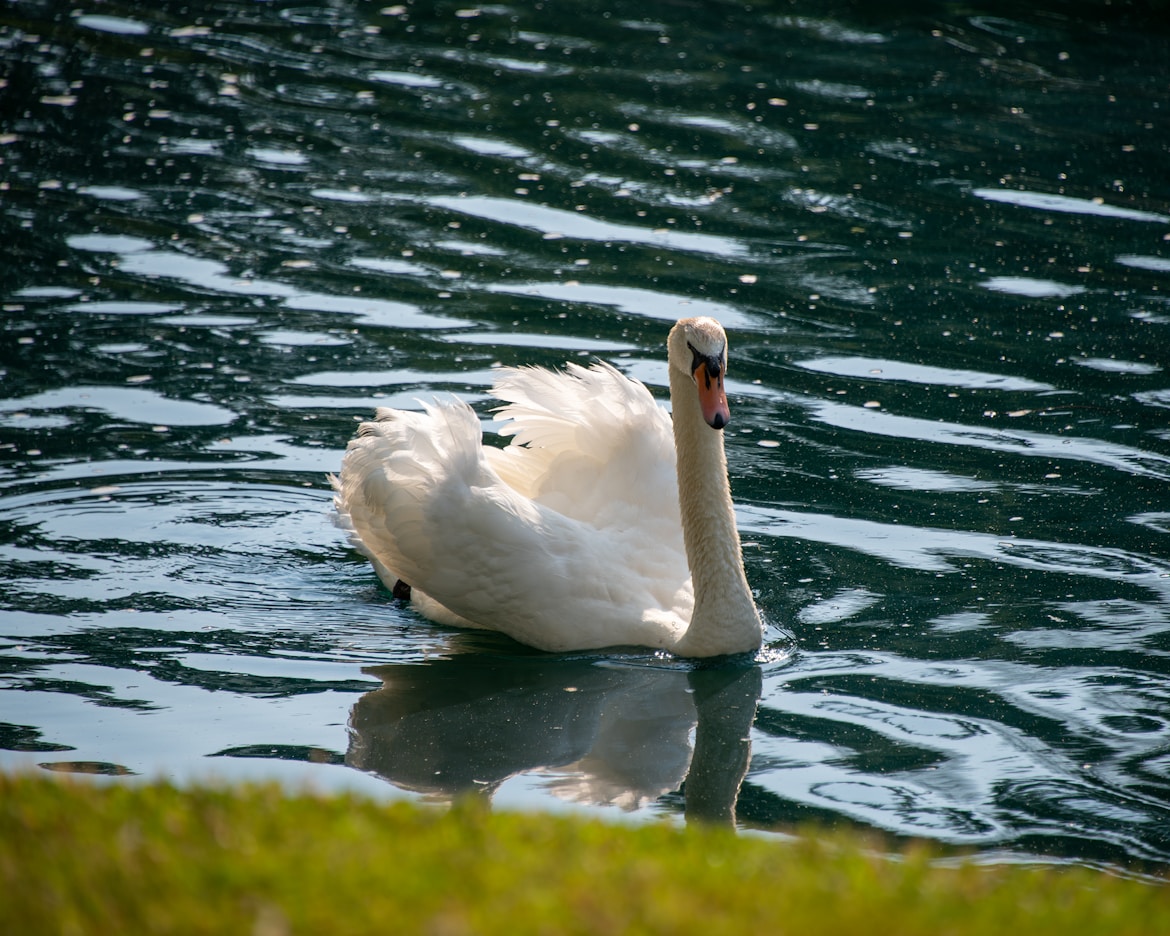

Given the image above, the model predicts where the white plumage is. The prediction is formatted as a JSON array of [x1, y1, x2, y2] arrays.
[[331, 317, 762, 657]]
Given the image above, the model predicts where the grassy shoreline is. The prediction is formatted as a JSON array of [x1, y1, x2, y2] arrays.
[[2, 772, 1166, 934]]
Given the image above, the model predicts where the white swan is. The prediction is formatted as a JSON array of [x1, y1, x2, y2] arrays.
[[331, 316, 762, 657]]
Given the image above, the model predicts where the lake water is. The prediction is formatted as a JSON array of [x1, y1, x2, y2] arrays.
[[3, 0, 1170, 874]]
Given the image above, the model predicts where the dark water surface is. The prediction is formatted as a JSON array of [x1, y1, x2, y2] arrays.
[[3, 0, 1170, 872]]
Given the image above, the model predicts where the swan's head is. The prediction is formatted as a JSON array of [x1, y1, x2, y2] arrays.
[[668, 317, 731, 430]]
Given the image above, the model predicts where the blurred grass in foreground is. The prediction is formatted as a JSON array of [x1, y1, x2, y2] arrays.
[[2, 772, 1167, 935]]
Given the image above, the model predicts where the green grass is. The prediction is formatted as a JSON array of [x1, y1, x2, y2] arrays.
[[2, 773, 1166, 935]]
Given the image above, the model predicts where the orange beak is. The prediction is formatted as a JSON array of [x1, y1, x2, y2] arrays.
[[692, 361, 730, 430]]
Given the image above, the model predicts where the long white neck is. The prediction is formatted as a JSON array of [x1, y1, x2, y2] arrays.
[[668, 366, 762, 657]]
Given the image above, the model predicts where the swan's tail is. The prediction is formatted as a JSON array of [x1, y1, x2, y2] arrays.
[[330, 399, 483, 594]]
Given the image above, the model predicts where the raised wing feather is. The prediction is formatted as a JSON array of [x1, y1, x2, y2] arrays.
[[487, 362, 681, 535]]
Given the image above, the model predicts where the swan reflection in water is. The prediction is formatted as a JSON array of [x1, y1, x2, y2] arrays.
[[346, 650, 762, 824]]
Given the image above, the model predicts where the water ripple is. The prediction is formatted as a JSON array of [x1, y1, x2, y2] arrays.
[[802, 399, 1170, 481], [740, 503, 1170, 587], [429, 195, 748, 257]]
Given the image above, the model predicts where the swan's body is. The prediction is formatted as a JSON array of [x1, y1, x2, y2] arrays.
[[331, 317, 762, 657]]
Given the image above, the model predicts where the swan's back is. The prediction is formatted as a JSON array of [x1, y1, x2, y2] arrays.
[[332, 362, 692, 651]]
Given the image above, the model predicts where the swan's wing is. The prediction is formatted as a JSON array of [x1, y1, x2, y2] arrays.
[[332, 398, 691, 652], [487, 362, 682, 535]]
